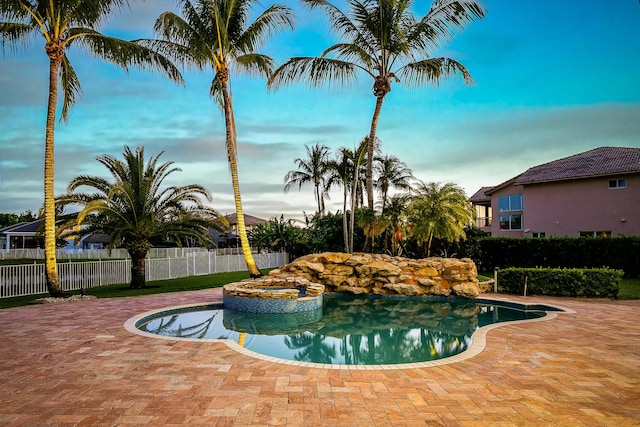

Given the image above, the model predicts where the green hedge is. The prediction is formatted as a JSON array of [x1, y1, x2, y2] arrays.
[[497, 267, 622, 298], [473, 236, 640, 278]]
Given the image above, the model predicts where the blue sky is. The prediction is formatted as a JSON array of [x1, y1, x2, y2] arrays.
[[1, 0, 639, 220]]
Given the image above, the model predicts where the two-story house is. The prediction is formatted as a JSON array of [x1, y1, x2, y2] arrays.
[[470, 146, 640, 238]]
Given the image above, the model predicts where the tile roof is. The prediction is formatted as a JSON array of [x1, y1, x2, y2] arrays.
[[226, 213, 267, 227], [469, 186, 494, 203], [515, 146, 640, 184]]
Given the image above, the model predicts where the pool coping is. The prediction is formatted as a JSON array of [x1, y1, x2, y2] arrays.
[[123, 295, 575, 370]]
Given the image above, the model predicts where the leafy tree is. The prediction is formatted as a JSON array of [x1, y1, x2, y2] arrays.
[[0, 213, 20, 228], [142, 0, 293, 278], [407, 181, 474, 257], [269, 0, 484, 212], [0, 0, 182, 296], [249, 215, 309, 259], [305, 211, 364, 253], [57, 146, 227, 289], [284, 143, 331, 215]]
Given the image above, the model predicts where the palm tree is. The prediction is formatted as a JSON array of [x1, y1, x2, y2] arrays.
[[381, 194, 410, 256], [56, 146, 228, 289], [407, 181, 474, 257], [325, 148, 354, 251], [284, 143, 331, 215], [0, 1, 182, 296], [268, 0, 484, 212], [374, 155, 414, 213], [141, 0, 293, 278]]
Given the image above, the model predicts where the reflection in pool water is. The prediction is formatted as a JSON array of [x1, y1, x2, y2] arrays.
[[137, 295, 546, 365]]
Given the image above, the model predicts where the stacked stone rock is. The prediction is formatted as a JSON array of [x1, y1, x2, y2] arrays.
[[266, 252, 480, 299]]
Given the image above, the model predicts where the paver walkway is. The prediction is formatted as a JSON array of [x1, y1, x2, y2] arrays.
[[0, 289, 638, 426]]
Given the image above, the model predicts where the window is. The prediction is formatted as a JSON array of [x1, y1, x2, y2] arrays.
[[532, 232, 546, 238], [609, 179, 627, 189], [499, 214, 522, 230], [498, 194, 523, 211], [579, 231, 611, 238]]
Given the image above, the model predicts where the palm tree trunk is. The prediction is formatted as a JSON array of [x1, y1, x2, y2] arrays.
[[349, 169, 359, 254], [220, 80, 262, 278], [366, 95, 385, 211], [342, 184, 349, 253], [44, 57, 64, 297], [130, 253, 147, 289]]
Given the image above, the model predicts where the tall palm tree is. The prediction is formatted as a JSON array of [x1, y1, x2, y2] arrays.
[[0, 0, 182, 297], [141, 0, 294, 278], [374, 154, 414, 213], [268, 0, 485, 212], [284, 143, 331, 215], [325, 147, 354, 252], [56, 146, 228, 289], [407, 181, 473, 257]]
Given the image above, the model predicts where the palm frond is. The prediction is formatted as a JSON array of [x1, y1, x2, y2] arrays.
[[396, 57, 474, 88], [268, 56, 358, 90], [414, 0, 485, 51], [233, 52, 274, 77], [0, 21, 37, 50], [58, 53, 81, 123], [71, 30, 183, 84], [235, 4, 294, 54]]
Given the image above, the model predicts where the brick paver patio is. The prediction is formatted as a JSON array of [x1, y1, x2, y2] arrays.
[[0, 289, 638, 426]]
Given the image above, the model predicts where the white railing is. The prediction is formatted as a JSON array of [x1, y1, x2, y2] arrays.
[[0, 251, 288, 298], [0, 247, 212, 261]]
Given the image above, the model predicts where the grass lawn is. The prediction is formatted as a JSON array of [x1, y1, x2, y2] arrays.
[[618, 278, 640, 299], [0, 270, 268, 310]]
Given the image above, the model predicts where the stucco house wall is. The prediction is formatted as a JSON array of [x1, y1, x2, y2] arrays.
[[522, 174, 640, 237], [476, 147, 640, 238]]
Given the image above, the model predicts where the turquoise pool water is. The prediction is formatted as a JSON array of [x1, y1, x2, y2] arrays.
[[136, 295, 547, 365]]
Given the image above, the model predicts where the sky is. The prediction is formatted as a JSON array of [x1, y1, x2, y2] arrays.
[[1, 0, 639, 221]]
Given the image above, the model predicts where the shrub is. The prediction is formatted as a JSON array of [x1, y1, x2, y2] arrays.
[[498, 267, 622, 298]]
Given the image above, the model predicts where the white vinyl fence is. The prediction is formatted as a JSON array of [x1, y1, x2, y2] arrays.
[[0, 247, 215, 261], [0, 251, 288, 298]]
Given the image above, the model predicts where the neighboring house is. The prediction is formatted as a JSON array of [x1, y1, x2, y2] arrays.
[[470, 146, 640, 238], [213, 213, 267, 248], [0, 220, 44, 249], [0, 220, 109, 250]]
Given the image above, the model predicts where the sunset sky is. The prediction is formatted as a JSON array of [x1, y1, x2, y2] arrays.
[[1, 0, 639, 221]]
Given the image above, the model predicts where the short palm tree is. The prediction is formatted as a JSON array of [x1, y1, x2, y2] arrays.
[[284, 143, 331, 215], [268, 0, 484, 212], [141, 0, 293, 278], [374, 154, 414, 213], [407, 181, 473, 257], [0, 0, 182, 296], [57, 146, 228, 289]]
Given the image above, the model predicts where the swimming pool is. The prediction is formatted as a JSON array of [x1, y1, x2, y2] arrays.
[[130, 295, 557, 366]]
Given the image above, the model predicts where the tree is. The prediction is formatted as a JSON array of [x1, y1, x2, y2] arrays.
[[325, 147, 355, 252], [143, 0, 293, 278], [374, 155, 414, 213], [0, 0, 182, 296], [379, 193, 410, 256], [407, 181, 474, 257], [268, 0, 484, 212], [57, 146, 228, 289], [284, 143, 331, 215]]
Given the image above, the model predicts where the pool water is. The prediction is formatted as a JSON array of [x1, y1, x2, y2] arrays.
[[136, 295, 546, 365]]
